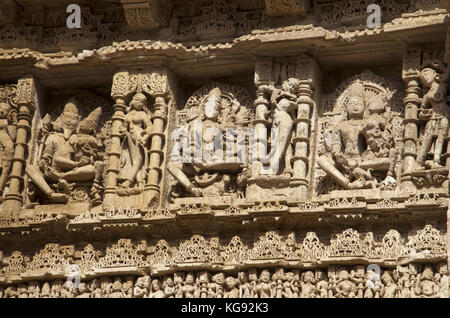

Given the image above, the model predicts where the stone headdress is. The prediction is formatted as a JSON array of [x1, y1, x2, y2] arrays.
[[78, 106, 102, 133]]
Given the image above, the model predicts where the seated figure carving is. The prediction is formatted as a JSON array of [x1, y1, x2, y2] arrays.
[[318, 80, 397, 190], [168, 87, 245, 198], [26, 99, 105, 205]]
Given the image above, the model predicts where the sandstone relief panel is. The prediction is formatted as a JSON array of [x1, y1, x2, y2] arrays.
[[315, 71, 404, 196], [0, 0, 449, 299], [168, 82, 254, 203], [25, 95, 112, 208]]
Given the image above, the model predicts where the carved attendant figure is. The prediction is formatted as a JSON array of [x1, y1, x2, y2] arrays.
[[118, 93, 152, 188], [318, 81, 395, 189], [256, 269, 274, 298], [261, 78, 298, 175], [415, 64, 450, 169], [415, 266, 439, 298]]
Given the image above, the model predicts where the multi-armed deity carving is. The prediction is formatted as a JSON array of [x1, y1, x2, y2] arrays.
[[168, 83, 254, 201], [25, 95, 112, 206], [315, 71, 404, 195]]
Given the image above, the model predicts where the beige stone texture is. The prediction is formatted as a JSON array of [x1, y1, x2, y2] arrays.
[[0, 0, 448, 298]]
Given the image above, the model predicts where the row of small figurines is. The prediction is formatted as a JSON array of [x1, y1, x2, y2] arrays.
[[0, 263, 447, 298]]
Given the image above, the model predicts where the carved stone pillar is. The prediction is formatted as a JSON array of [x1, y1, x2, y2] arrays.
[[252, 61, 272, 177], [145, 71, 169, 207], [291, 58, 319, 200], [3, 77, 36, 217], [401, 48, 422, 192], [104, 71, 129, 209]]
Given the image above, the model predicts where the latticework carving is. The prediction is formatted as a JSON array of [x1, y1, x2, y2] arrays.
[[173, 235, 222, 264], [407, 225, 446, 255], [250, 231, 288, 260], [26, 244, 73, 276], [97, 239, 147, 268], [223, 236, 249, 264]]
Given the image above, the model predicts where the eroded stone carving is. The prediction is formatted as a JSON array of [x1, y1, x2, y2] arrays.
[[0, 262, 447, 298], [26, 96, 111, 206], [168, 83, 253, 201], [316, 71, 403, 194]]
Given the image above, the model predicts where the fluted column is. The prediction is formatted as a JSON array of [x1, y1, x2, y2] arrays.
[[104, 71, 129, 209], [3, 77, 36, 217], [400, 48, 422, 192], [145, 92, 168, 206], [291, 58, 319, 200]]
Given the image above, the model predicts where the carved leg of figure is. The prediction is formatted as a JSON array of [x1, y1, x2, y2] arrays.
[[318, 156, 363, 189], [432, 118, 449, 168], [53, 156, 78, 171], [91, 161, 104, 206], [416, 122, 433, 169], [124, 142, 144, 188], [284, 143, 293, 176], [25, 166, 68, 203], [272, 112, 293, 174], [0, 138, 13, 196], [94, 161, 104, 184], [168, 162, 201, 197], [60, 165, 96, 182], [359, 158, 391, 171]]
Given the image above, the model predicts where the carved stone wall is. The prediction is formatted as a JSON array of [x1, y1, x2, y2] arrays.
[[0, 0, 449, 298]]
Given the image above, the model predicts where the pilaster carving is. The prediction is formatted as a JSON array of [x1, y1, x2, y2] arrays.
[[2, 77, 36, 217]]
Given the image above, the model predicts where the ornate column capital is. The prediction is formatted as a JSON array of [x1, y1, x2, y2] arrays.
[[111, 71, 131, 101], [295, 57, 320, 88], [15, 77, 36, 110], [402, 47, 422, 81], [120, 0, 173, 30], [254, 60, 274, 87]]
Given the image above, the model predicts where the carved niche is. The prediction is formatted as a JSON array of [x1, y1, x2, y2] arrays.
[[24, 94, 113, 208], [247, 59, 317, 201], [315, 70, 404, 195], [106, 70, 171, 210], [168, 82, 254, 204]]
